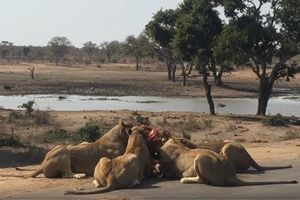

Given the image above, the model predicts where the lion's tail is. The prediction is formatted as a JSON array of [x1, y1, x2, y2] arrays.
[[246, 151, 292, 171], [15, 167, 36, 171], [64, 184, 113, 195], [237, 179, 297, 186]]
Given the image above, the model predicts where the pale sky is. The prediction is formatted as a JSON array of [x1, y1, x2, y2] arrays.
[[0, 0, 183, 47]]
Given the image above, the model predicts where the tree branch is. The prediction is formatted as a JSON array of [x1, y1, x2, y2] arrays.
[[270, 53, 298, 83], [249, 57, 260, 77]]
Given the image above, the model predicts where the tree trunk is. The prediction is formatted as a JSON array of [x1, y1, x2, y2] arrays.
[[136, 57, 139, 70], [171, 64, 177, 82], [215, 65, 224, 86], [202, 67, 215, 115], [167, 62, 172, 80], [182, 72, 186, 86], [256, 77, 273, 116], [215, 76, 223, 86], [187, 64, 193, 76]]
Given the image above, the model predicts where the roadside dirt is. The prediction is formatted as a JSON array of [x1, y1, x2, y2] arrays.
[[0, 110, 300, 198]]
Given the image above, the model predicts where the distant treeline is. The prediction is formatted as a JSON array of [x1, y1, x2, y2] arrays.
[[0, 35, 156, 69]]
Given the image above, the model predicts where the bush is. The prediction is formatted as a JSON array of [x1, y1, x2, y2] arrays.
[[262, 114, 286, 126], [281, 130, 300, 140], [3, 83, 13, 90], [8, 110, 24, 122], [0, 133, 23, 147], [178, 118, 202, 132], [72, 122, 104, 143], [181, 130, 191, 140], [130, 111, 150, 125], [203, 119, 213, 129], [18, 100, 35, 116], [34, 110, 51, 125], [43, 128, 69, 143]]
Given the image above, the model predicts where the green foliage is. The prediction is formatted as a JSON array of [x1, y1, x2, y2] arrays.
[[72, 122, 104, 143], [18, 101, 35, 116], [43, 128, 69, 143], [48, 36, 72, 65], [262, 114, 286, 126], [173, 0, 222, 62], [0, 133, 23, 147], [145, 9, 177, 48]]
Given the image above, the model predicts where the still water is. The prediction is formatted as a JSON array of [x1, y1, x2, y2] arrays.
[[0, 95, 299, 116]]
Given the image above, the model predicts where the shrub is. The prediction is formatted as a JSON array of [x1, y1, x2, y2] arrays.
[[34, 110, 51, 125], [72, 122, 104, 143], [181, 130, 191, 140], [18, 100, 35, 116], [178, 118, 202, 132], [3, 83, 13, 90], [203, 119, 213, 129], [281, 130, 300, 140], [8, 110, 24, 122], [0, 133, 23, 147], [262, 114, 286, 126], [43, 128, 69, 143], [130, 111, 150, 125]]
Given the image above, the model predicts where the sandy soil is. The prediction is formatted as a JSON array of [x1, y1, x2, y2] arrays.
[[0, 110, 300, 198], [0, 62, 299, 97]]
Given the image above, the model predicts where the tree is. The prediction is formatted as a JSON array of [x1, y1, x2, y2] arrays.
[[173, 0, 223, 115], [100, 41, 121, 63], [124, 34, 152, 70], [48, 36, 72, 65], [0, 41, 13, 59], [214, 0, 300, 115], [82, 41, 98, 65], [23, 46, 31, 60], [145, 9, 178, 81]]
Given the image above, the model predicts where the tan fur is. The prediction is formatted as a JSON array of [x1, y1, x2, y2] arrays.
[[197, 140, 292, 172], [64, 126, 151, 195], [160, 139, 297, 186], [30, 121, 132, 178]]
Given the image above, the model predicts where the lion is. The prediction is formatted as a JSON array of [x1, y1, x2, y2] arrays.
[[30, 121, 132, 178], [159, 138, 297, 186], [196, 139, 292, 172], [64, 125, 152, 195]]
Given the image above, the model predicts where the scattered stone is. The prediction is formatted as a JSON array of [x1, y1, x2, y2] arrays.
[[217, 103, 226, 108]]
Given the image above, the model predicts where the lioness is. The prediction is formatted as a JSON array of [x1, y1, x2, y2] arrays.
[[196, 139, 292, 172], [65, 126, 151, 195], [160, 138, 297, 186], [30, 121, 132, 178]]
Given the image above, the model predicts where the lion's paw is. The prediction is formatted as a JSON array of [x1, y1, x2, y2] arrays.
[[93, 180, 100, 187]]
